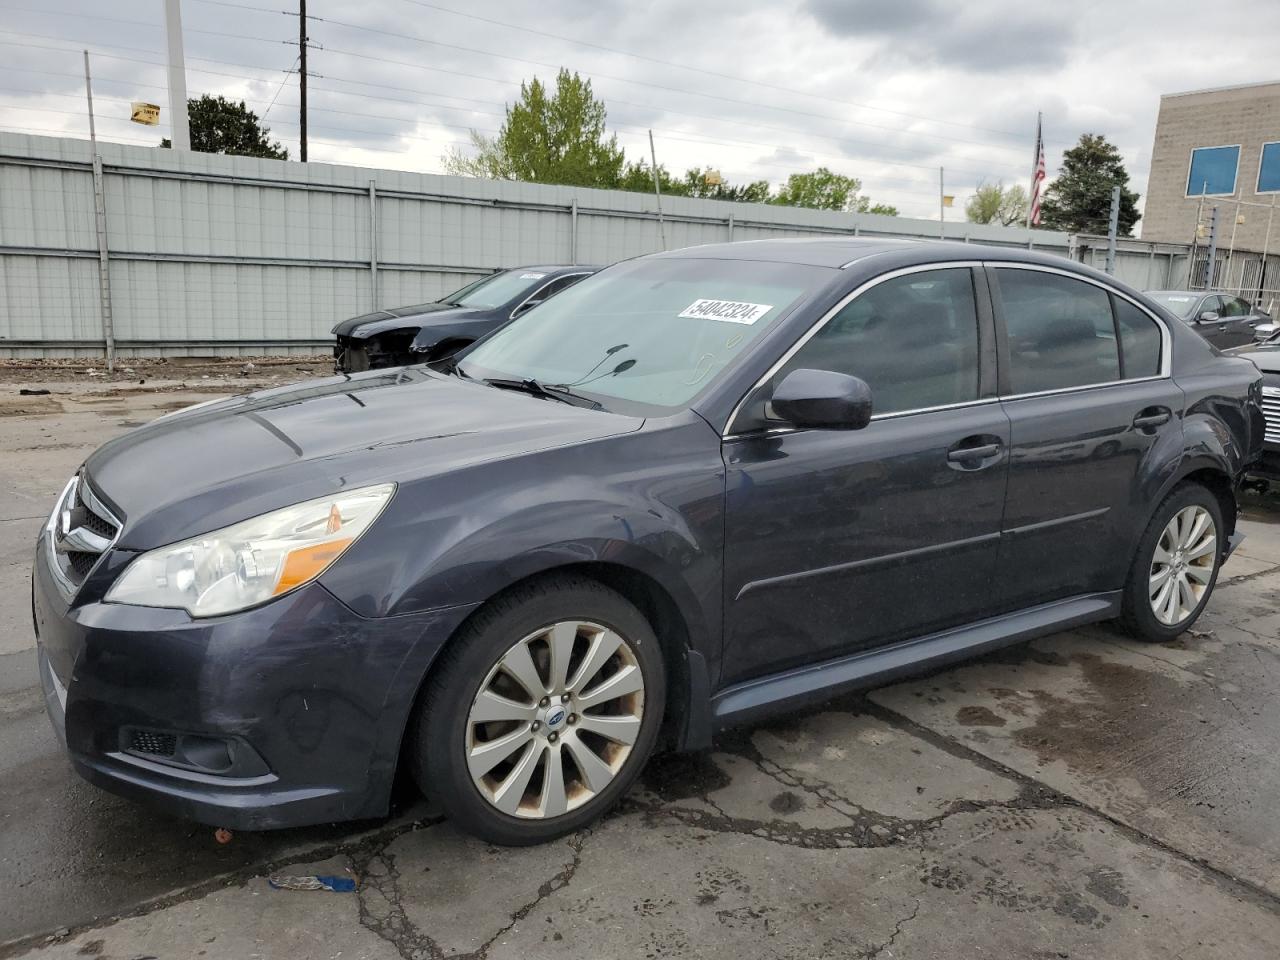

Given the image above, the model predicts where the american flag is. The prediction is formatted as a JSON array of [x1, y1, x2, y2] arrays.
[[1029, 114, 1046, 226]]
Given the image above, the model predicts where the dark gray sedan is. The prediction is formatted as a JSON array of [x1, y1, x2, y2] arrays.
[[34, 239, 1264, 845], [1147, 290, 1273, 349], [331, 265, 597, 372]]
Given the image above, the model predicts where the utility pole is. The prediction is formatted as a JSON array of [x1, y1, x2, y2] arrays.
[[299, 0, 308, 161], [648, 129, 666, 250], [83, 51, 116, 373], [163, 0, 190, 150], [1104, 185, 1120, 275], [1205, 205, 1220, 289], [939, 166, 945, 239]]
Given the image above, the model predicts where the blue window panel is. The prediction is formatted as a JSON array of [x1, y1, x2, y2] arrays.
[[1186, 145, 1240, 197], [1259, 142, 1280, 193]]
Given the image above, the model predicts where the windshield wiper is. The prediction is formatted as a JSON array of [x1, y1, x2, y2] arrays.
[[481, 377, 602, 410]]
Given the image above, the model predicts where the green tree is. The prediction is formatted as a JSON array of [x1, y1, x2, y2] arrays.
[[769, 167, 897, 215], [680, 167, 771, 203], [617, 159, 689, 195], [443, 69, 624, 188], [615, 163, 771, 203], [965, 181, 1029, 226], [1038, 133, 1141, 236], [160, 95, 287, 159]]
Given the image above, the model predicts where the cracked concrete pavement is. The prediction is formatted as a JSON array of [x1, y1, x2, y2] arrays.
[[4, 373, 1280, 959]]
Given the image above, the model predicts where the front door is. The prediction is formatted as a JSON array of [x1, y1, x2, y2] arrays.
[[989, 266, 1183, 611], [720, 266, 1009, 686]]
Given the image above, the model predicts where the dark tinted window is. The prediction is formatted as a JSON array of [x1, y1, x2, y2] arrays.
[[1115, 298, 1163, 379], [538, 273, 589, 299], [1198, 295, 1223, 318], [997, 269, 1119, 394], [775, 268, 979, 416], [1220, 296, 1251, 317]]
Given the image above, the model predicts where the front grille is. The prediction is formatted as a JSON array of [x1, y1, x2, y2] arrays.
[[46, 475, 123, 598], [127, 729, 177, 757], [1263, 388, 1280, 445]]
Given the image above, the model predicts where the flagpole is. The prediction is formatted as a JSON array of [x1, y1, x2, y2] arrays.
[[1025, 111, 1041, 229]]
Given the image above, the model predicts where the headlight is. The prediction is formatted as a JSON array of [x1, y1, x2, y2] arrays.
[[105, 483, 395, 617]]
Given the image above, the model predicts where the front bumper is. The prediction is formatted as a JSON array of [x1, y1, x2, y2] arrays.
[[33, 534, 478, 830]]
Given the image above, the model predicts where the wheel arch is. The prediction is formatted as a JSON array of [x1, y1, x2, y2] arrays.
[[396, 560, 710, 785]]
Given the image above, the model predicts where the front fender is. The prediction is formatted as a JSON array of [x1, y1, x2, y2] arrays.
[[320, 414, 727, 662]]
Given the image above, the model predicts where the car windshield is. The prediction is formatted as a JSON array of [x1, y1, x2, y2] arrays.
[[1148, 292, 1200, 319], [443, 270, 551, 310], [457, 257, 830, 413]]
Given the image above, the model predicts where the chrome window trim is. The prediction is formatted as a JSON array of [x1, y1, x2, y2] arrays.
[[722, 261, 985, 436], [508, 272, 594, 321], [722, 259, 1175, 439]]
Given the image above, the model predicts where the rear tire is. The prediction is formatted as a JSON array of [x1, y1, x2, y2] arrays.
[[1118, 483, 1224, 642], [410, 575, 665, 845]]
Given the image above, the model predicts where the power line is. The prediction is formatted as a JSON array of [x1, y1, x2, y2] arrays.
[[287, 10, 1032, 159], [399, 0, 1030, 141]]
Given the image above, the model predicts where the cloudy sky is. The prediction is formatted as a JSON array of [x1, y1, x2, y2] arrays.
[[1, 0, 1277, 224]]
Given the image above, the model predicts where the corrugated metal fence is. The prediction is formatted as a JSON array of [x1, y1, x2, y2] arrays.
[[0, 131, 1193, 359]]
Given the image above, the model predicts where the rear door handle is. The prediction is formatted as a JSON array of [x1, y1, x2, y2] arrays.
[[1132, 407, 1171, 430]]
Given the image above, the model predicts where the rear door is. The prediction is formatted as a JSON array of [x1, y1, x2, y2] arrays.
[[720, 265, 1009, 685], [990, 265, 1179, 612]]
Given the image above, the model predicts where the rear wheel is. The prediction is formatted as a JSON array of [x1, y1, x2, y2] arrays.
[[411, 575, 665, 845], [1119, 483, 1224, 641]]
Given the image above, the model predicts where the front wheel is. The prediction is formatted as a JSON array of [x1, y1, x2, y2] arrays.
[[1119, 483, 1224, 642], [411, 576, 665, 845]]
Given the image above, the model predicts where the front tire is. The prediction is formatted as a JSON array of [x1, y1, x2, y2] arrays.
[[1119, 483, 1224, 642], [411, 575, 665, 845]]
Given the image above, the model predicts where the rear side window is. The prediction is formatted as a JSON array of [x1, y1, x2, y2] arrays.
[[774, 267, 980, 416], [996, 269, 1119, 393], [1114, 298, 1163, 379]]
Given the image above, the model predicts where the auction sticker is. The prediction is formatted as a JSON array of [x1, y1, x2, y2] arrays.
[[678, 299, 774, 324], [519, 272, 547, 280]]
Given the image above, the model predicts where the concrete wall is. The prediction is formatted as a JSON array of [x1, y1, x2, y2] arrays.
[[0, 132, 1184, 359], [1143, 81, 1280, 252]]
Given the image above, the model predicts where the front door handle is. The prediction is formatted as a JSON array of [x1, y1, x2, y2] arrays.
[[1133, 407, 1171, 431], [947, 436, 1003, 470]]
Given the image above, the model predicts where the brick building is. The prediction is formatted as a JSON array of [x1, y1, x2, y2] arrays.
[[1143, 81, 1280, 297]]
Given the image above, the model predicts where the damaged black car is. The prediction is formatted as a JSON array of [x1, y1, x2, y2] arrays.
[[331, 265, 597, 373]]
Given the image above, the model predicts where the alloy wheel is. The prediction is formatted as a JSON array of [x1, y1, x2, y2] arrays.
[[1149, 505, 1218, 626], [465, 620, 645, 819]]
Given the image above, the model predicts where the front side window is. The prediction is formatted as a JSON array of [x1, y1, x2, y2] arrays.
[[997, 269, 1119, 394], [1220, 296, 1251, 318], [1186, 145, 1240, 197], [772, 268, 980, 416], [460, 258, 830, 413]]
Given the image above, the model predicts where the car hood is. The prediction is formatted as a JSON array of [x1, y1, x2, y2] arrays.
[[1235, 344, 1280, 374], [331, 303, 481, 339], [84, 369, 643, 550]]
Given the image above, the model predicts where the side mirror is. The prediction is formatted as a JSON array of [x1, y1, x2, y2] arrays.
[[770, 369, 873, 430], [1253, 323, 1278, 341], [1199, 311, 1220, 323]]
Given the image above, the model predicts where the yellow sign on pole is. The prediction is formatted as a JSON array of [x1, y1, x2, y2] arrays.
[[130, 102, 161, 125], [941, 195, 956, 208]]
